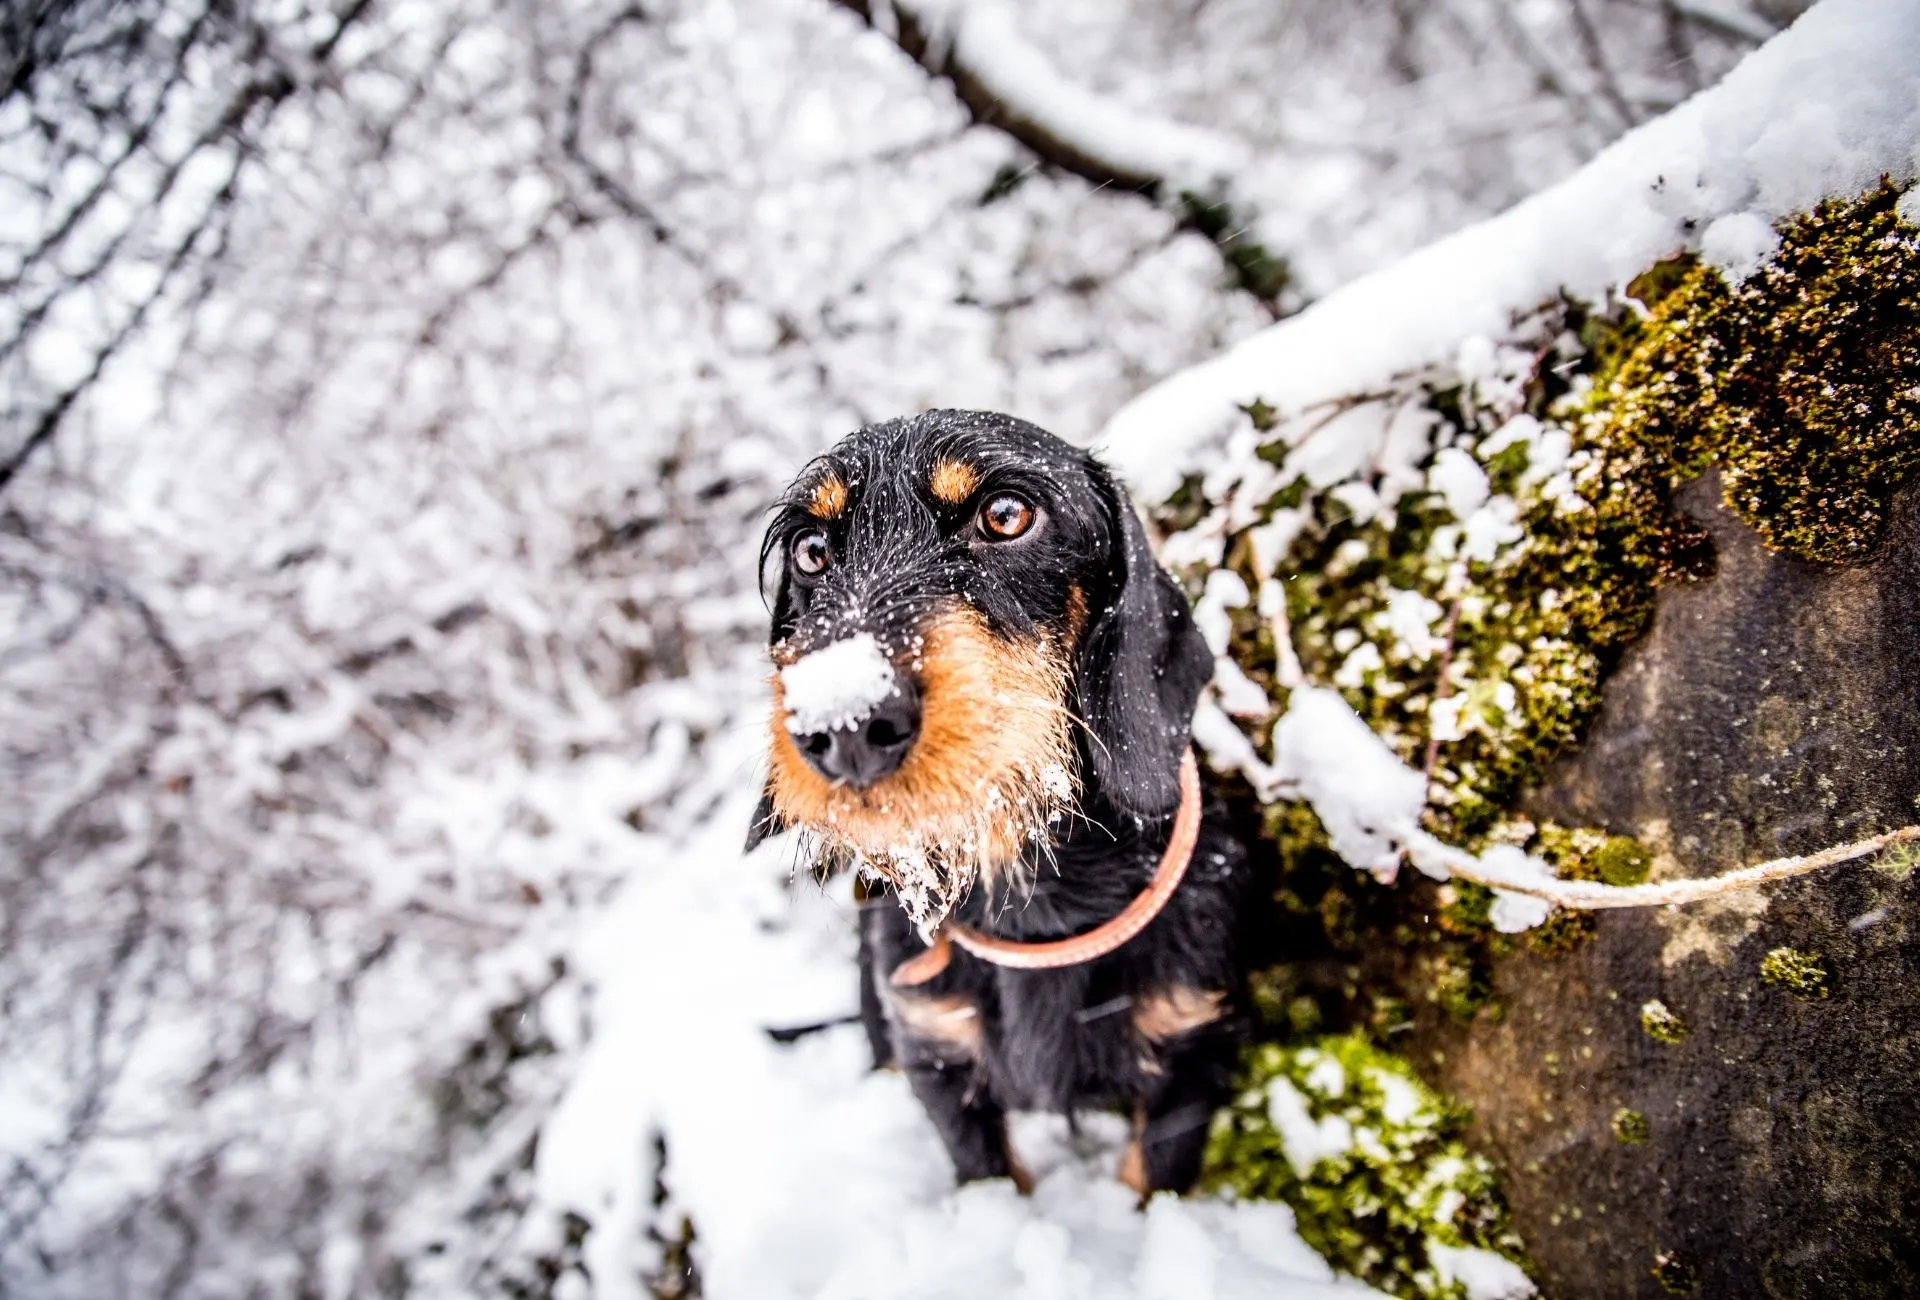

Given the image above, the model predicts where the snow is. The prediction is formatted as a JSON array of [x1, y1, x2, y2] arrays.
[[1267, 686, 1559, 926], [1426, 448, 1489, 521], [1699, 210, 1780, 281], [780, 633, 899, 734], [1191, 697, 1289, 803], [1103, 0, 1920, 498], [1302, 1052, 1347, 1100], [1428, 1243, 1538, 1300], [1213, 656, 1274, 719], [1487, 889, 1555, 935], [1264, 1078, 1355, 1180], [9, 0, 1903, 1290], [1383, 589, 1443, 661], [937, 0, 1251, 194], [535, 754, 1390, 1300], [1270, 686, 1426, 877], [1369, 1071, 1422, 1127]]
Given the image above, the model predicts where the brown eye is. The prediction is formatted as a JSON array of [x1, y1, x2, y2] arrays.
[[792, 529, 830, 575], [978, 493, 1035, 541]]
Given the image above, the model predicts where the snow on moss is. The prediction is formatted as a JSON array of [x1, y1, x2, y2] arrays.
[[1145, 180, 1918, 960], [1102, 0, 1920, 501], [1203, 1034, 1534, 1300]]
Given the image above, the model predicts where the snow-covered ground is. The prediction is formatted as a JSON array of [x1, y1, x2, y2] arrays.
[[530, 736, 1393, 1300]]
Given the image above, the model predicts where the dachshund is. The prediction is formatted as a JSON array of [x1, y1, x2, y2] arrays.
[[749, 409, 1249, 1196]]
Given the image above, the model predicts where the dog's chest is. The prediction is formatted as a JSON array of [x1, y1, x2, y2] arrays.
[[985, 961, 1151, 1111]]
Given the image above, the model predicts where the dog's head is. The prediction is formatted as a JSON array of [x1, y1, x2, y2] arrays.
[[749, 410, 1211, 928]]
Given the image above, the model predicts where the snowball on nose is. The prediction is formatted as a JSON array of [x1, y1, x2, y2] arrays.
[[780, 633, 898, 733]]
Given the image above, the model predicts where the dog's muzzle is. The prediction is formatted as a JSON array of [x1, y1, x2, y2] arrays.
[[791, 677, 921, 788], [778, 632, 923, 789]]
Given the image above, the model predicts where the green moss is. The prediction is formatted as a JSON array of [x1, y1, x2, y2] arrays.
[[1153, 182, 1911, 1291], [1165, 181, 1915, 855], [1201, 1033, 1533, 1300], [1611, 1108, 1651, 1145], [1652, 1250, 1700, 1295], [1640, 998, 1688, 1044], [1428, 950, 1496, 1025], [1583, 183, 1920, 564], [1871, 839, 1920, 881], [1586, 835, 1653, 887], [1759, 946, 1831, 999], [1239, 397, 1280, 433], [1517, 826, 1655, 955]]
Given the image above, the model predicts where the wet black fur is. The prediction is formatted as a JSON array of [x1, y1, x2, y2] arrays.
[[753, 409, 1250, 1195]]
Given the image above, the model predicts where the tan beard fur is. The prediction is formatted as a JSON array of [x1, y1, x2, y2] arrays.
[[766, 607, 1078, 931]]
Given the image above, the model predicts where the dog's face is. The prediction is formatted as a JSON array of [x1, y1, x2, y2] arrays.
[[751, 410, 1211, 928]]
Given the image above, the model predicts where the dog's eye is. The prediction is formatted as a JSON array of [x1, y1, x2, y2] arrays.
[[977, 493, 1035, 541], [791, 529, 830, 575]]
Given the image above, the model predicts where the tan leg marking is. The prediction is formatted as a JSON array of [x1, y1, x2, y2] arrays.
[[1005, 1136, 1035, 1196], [1118, 1101, 1150, 1197], [1132, 987, 1226, 1042], [886, 991, 982, 1057]]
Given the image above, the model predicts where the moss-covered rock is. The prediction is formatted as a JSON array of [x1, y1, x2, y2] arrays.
[[1159, 182, 1920, 1295], [1579, 183, 1920, 564], [1173, 183, 1918, 866]]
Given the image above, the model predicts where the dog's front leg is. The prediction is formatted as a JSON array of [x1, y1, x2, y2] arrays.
[[900, 1051, 1029, 1191], [863, 893, 1031, 1190], [1124, 1023, 1241, 1196]]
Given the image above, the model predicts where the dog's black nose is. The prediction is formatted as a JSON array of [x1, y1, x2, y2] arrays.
[[793, 681, 920, 788]]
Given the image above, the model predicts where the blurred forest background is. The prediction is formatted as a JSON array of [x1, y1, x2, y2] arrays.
[[0, 0, 1805, 1294]]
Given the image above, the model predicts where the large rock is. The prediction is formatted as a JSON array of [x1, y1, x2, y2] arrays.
[[1413, 475, 1920, 1298]]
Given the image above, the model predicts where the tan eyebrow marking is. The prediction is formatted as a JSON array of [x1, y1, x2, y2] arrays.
[[808, 474, 848, 519], [929, 457, 979, 506]]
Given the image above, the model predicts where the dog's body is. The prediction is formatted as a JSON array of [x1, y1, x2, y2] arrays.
[[753, 410, 1249, 1195]]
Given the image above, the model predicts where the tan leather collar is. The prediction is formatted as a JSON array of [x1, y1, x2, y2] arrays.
[[890, 748, 1202, 987]]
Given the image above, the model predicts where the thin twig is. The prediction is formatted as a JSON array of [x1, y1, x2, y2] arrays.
[[1418, 824, 1920, 911]]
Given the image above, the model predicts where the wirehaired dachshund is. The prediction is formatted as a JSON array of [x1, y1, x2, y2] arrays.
[[749, 409, 1249, 1196]]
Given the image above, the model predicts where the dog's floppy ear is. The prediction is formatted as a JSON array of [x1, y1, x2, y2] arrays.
[[1075, 466, 1212, 820], [745, 782, 788, 852]]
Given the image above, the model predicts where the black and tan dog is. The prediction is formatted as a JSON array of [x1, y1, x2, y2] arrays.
[[749, 409, 1248, 1196]]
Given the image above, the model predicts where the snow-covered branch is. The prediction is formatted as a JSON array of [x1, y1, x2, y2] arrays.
[[833, 0, 1292, 311], [1102, 0, 1914, 499]]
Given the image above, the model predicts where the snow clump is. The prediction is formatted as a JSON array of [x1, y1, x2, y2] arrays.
[[780, 633, 897, 734]]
